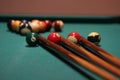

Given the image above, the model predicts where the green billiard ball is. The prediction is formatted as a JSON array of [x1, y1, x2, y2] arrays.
[[26, 32, 39, 46]]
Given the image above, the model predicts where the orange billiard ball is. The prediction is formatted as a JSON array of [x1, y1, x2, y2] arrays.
[[11, 20, 21, 32], [39, 20, 47, 33]]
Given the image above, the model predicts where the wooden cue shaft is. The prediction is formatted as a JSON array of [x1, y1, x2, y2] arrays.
[[61, 37, 120, 77], [38, 35, 116, 80], [80, 36, 120, 67]]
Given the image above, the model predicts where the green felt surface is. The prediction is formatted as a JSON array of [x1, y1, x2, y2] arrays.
[[0, 16, 120, 80]]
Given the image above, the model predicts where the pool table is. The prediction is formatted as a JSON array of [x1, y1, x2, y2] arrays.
[[0, 15, 120, 80]]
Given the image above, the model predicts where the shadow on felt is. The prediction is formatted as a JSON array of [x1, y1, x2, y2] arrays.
[[38, 41, 97, 80]]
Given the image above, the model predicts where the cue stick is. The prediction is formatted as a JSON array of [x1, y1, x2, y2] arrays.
[[38, 35, 116, 80], [80, 36, 120, 67], [61, 37, 120, 77]]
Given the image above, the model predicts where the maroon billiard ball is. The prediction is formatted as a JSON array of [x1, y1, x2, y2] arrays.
[[52, 20, 64, 32], [44, 20, 52, 31]]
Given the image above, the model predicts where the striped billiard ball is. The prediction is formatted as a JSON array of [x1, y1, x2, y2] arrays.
[[87, 32, 101, 45]]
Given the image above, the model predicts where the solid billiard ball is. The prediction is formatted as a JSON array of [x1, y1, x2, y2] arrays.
[[10, 20, 21, 32], [19, 22, 32, 35], [31, 19, 40, 23], [26, 32, 39, 46], [44, 20, 52, 31], [67, 32, 81, 44], [52, 20, 64, 32], [39, 20, 47, 33], [87, 32, 101, 45], [47, 32, 61, 43], [29, 20, 41, 33], [7, 19, 15, 31]]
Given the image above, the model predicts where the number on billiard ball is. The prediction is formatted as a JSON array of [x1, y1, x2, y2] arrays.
[[26, 32, 39, 46], [87, 32, 101, 45]]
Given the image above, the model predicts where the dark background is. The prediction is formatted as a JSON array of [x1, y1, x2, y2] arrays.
[[0, 0, 120, 16]]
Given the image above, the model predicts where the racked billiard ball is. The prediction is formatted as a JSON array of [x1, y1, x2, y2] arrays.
[[26, 32, 39, 46], [44, 20, 52, 31], [52, 20, 64, 32], [87, 32, 101, 45], [21, 19, 29, 24], [19, 22, 32, 35], [7, 19, 15, 31], [7, 20, 21, 32], [39, 20, 47, 33], [29, 20, 41, 33], [11, 20, 21, 32]]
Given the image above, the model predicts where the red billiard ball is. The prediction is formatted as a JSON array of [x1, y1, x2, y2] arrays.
[[44, 20, 52, 31], [67, 32, 81, 43], [47, 32, 61, 43], [52, 20, 64, 32]]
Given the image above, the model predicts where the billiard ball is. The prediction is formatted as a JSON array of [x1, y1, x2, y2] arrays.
[[7, 19, 15, 31], [52, 20, 64, 32], [44, 20, 52, 31], [21, 19, 28, 23], [47, 32, 61, 43], [26, 32, 39, 46], [67, 32, 81, 44], [39, 20, 47, 33], [87, 32, 101, 45], [10, 20, 21, 32], [19, 22, 32, 35], [29, 20, 41, 33], [31, 19, 40, 23]]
